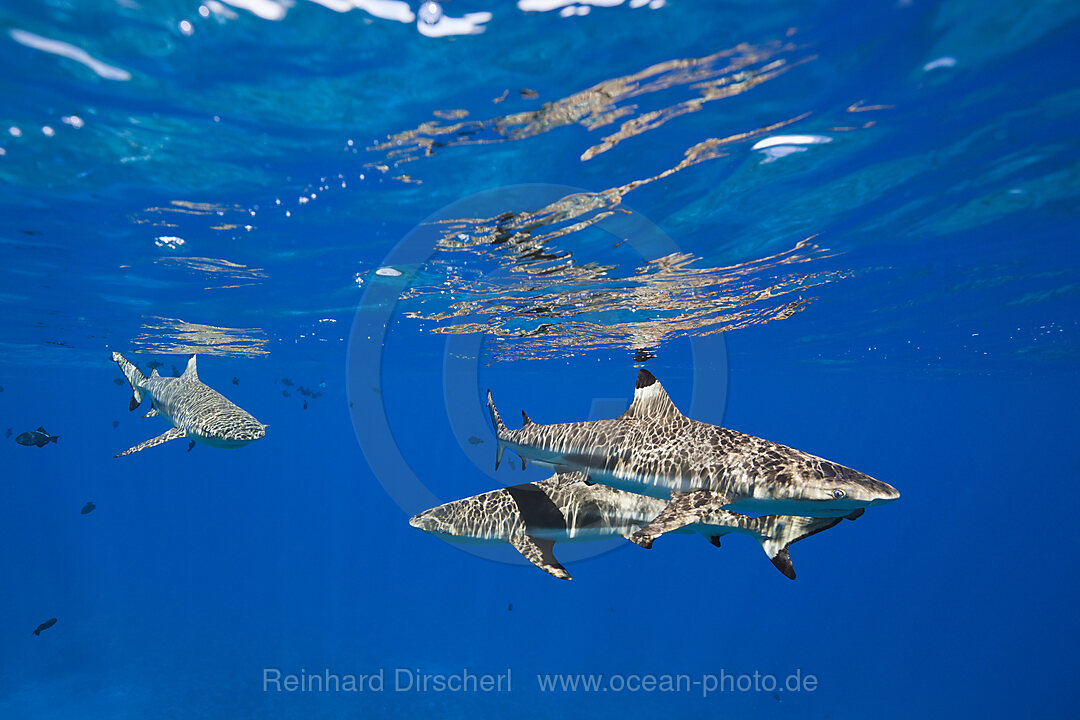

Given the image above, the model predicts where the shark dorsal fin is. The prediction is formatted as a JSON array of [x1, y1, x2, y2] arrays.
[[150, 368, 160, 378], [522, 410, 534, 426], [619, 369, 683, 420], [183, 354, 198, 380]]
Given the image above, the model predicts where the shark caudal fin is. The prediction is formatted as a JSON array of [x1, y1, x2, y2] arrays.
[[756, 515, 843, 580], [111, 352, 147, 411], [486, 390, 508, 471]]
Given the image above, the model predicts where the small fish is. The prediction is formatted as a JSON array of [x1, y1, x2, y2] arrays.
[[507, 602, 513, 612], [146, 361, 164, 370], [113, 378, 124, 385], [4, 428, 11, 438], [170, 364, 180, 377], [16, 427, 59, 447], [232, 377, 239, 385], [282, 390, 291, 397], [112, 420, 119, 430], [349, 401, 354, 408], [303, 400, 308, 410], [81, 501, 96, 515], [33, 618, 57, 636], [468, 436, 484, 446], [187, 440, 195, 452], [281, 378, 294, 386], [0, 385, 4, 392], [520, 88, 538, 98], [633, 348, 655, 362]]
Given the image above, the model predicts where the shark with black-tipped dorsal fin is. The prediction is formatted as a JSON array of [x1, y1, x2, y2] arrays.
[[111, 352, 266, 457], [487, 369, 898, 548], [409, 473, 843, 580]]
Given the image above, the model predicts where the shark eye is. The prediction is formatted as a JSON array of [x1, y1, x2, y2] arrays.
[[832, 489, 846, 499]]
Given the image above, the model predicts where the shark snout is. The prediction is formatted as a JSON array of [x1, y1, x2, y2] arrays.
[[409, 510, 437, 533], [870, 481, 900, 506]]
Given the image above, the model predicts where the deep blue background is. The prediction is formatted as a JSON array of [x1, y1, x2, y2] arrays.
[[2, 0, 1079, 717]]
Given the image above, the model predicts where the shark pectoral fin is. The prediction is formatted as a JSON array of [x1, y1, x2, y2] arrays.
[[630, 490, 729, 549], [845, 508, 865, 521], [770, 550, 797, 580], [707, 535, 722, 548], [114, 427, 186, 458], [509, 531, 571, 580], [757, 515, 844, 580]]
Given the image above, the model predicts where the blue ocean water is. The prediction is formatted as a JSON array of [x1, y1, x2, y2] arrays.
[[2, 0, 1079, 717]]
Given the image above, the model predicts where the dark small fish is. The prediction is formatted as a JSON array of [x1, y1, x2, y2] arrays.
[[349, 401, 354, 408], [772, 691, 782, 702], [113, 378, 124, 385], [281, 378, 294, 386], [520, 88, 538, 98], [170, 364, 180, 377], [16, 427, 59, 447], [282, 390, 291, 397], [112, 420, 119, 430], [303, 400, 308, 410], [468, 436, 484, 446], [232, 377, 239, 385], [634, 348, 656, 362], [186, 440, 195, 451], [0, 385, 4, 392], [33, 618, 57, 636], [507, 602, 513, 612], [4, 428, 11, 438], [146, 360, 164, 370], [81, 501, 95, 515]]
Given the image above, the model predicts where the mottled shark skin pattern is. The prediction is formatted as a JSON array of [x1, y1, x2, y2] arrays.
[[409, 473, 844, 580], [486, 369, 898, 546], [111, 352, 266, 457]]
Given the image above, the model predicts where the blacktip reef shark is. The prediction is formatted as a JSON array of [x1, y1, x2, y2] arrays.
[[410, 473, 844, 580], [111, 352, 266, 457], [486, 369, 898, 548]]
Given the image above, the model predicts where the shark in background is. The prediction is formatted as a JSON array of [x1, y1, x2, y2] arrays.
[[111, 352, 266, 457], [410, 473, 845, 580], [487, 369, 898, 548]]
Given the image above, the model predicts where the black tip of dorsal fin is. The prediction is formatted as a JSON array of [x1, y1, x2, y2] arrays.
[[620, 369, 682, 420], [636, 368, 657, 389], [521, 410, 533, 426], [36, 426, 46, 433]]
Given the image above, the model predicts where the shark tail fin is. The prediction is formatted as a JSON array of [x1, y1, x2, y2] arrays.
[[756, 515, 843, 580], [486, 390, 508, 471], [49, 435, 59, 444], [112, 351, 147, 411]]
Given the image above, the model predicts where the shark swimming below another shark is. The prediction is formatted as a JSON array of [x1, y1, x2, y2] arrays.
[[111, 352, 266, 457], [410, 473, 844, 580], [487, 369, 898, 548]]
